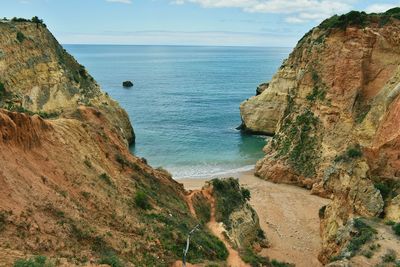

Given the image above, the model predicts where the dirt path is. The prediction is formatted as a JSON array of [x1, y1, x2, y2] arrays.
[[181, 171, 330, 267], [202, 189, 249, 267], [184, 188, 249, 267]]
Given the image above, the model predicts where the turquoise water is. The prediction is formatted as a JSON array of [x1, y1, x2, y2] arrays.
[[65, 45, 290, 178]]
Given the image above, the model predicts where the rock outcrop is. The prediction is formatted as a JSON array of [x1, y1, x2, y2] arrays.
[[0, 19, 134, 144], [240, 9, 400, 263], [240, 74, 291, 135]]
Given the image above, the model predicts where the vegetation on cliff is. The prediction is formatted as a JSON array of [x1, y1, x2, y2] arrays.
[[211, 178, 251, 230], [272, 109, 320, 177], [319, 8, 400, 30]]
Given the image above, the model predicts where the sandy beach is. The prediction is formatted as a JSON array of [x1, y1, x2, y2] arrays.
[[178, 169, 330, 267]]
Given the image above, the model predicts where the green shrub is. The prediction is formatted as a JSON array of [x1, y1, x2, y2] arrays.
[[241, 248, 270, 267], [0, 82, 5, 96], [241, 188, 251, 201], [31, 16, 45, 27], [81, 191, 91, 200], [78, 64, 87, 79], [257, 229, 266, 239], [385, 220, 396, 226], [240, 248, 294, 267], [347, 145, 362, 158], [11, 17, 29, 22], [271, 260, 295, 267], [13, 255, 53, 267], [375, 182, 391, 200], [84, 159, 92, 168], [374, 180, 400, 200], [287, 111, 319, 177], [211, 178, 250, 230], [347, 218, 377, 255], [319, 11, 369, 29], [99, 254, 123, 267], [134, 190, 151, 210], [115, 153, 129, 167], [70, 222, 92, 241], [192, 194, 211, 223], [334, 144, 363, 163], [16, 32, 25, 43], [319, 8, 400, 31], [99, 173, 113, 186], [361, 249, 373, 258], [382, 249, 397, 262], [155, 166, 172, 176], [306, 86, 326, 102], [319, 205, 326, 219], [4, 105, 59, 119], [0, 211, 7, 231], [393, 223, 400, 236]]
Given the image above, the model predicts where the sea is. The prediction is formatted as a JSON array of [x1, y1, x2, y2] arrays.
[[64, 45, 291, 179]]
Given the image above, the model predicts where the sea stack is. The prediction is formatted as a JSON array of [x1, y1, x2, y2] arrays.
[[123, 80, 134, 87]]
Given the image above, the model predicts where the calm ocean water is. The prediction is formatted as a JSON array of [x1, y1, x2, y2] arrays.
[[65, 45, 290, 179]]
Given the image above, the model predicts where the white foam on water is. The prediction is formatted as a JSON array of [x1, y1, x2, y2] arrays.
[[170, 164, 254, 180]]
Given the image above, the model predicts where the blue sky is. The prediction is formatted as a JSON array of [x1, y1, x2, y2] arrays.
[[2, 0, 399, 47]]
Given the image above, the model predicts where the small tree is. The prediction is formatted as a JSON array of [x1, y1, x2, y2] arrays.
[[16, 32, 25, 43], [0, 82, 5, 96], [134, 190, 151, 210], [31, 16, 44, 28]]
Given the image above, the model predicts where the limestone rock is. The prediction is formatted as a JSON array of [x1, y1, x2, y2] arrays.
[[239, 68, 295, 135], [225, 203, 269, 249], [0, 20, 135, 144], [385, 195, 400, 221]]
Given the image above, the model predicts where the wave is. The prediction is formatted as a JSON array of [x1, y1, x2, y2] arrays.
[[170, 164, 254, 180]]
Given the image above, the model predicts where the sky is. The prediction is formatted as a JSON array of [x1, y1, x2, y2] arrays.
[[2, 0, 400, 47]]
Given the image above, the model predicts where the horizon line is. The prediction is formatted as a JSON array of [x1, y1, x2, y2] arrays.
[[62, 43, 294, 49]]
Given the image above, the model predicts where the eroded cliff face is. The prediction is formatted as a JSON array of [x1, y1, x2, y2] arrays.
[[0, 19, 230, 266], [240, 10, 400, 263]]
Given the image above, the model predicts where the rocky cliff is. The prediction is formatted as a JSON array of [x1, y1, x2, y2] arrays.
[[0, 19, 134, 145], [240, 9, 400, 264], [0, 18, 233, 266]]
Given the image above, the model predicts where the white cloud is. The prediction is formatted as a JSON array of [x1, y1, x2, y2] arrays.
[[364, 3, 399, 13], [172, 0, 354, 23], [106, 0, 132, 4], [59, 30, 299, 47]]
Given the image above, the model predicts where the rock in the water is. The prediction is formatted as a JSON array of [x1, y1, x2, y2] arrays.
[[122, 81, 134, 87]]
